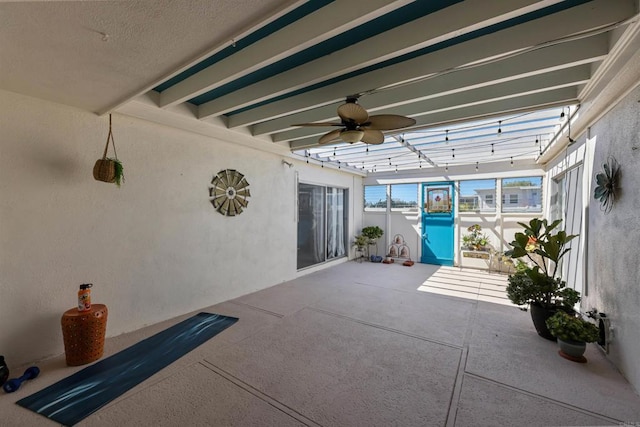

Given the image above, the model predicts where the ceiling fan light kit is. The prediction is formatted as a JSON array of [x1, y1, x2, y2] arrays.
[[340, 129, 364, 143]]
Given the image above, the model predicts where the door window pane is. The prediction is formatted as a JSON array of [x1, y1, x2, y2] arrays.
[[425, 187, 452, 213]]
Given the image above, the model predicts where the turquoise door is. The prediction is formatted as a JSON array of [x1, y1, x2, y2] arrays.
[[421, 182, 455, 266]]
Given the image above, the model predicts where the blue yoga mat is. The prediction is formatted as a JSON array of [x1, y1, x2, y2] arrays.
[[17, 312, 238, 426]]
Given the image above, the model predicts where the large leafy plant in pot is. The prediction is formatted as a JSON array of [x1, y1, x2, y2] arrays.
[[505, 218, 580, 340], [361, 226, 384, 262]]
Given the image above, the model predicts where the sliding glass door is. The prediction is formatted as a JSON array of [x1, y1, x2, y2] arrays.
[[297, 183, 348, 269]]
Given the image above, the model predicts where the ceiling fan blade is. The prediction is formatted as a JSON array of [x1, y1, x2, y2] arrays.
[[360, 129, 385, 145], [291, 122, 343, 127], [319, 129, 342, 145], [337, 102, 368, 123], [366, 115, 416, 130]]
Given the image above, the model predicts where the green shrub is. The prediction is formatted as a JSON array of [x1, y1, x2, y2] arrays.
[[545, 311, 600, 343]]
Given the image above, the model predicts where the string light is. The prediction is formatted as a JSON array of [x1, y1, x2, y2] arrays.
[[338, 161, 341, 169], [560, 108, 565, 120], [452, 148, 455, 159], [497, 120, 502, 135], [445, 163, 448, 172], [366, 146, 369, 155], [333, 147, 336, 157], [389, 158, 392, 166], [510, 157, 514, 167], [321, 161, 324, 168], [535, 135, 539, 145], [491, 143, 494, 155], [395, 166, 398, 173], [445, 129, 449, 143], [305, 150, 309, 164], [475, 162, 479, 172]]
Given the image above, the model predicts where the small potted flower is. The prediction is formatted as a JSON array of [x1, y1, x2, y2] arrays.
[[462, 224, 489, 251], [545, 311, 600, 362]]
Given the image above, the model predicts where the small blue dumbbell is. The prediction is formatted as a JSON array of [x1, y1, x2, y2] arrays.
[[3, 366, 40, 393]]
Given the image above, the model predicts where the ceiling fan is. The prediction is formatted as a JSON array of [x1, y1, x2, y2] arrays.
[[292, 97, 416, 145]]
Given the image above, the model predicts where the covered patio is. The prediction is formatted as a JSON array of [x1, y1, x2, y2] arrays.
[[2, 262, 639, 426]]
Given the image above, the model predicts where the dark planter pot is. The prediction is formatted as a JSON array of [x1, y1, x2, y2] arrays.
[[529, 303, 559, 341]]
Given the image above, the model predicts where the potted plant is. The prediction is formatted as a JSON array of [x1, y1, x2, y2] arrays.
[[353, 234, 369, 261], [545, 311, 600, 362], [505, 218, 580, 340], [361, 226, 384, 262], [462, 224, 489, 251], [93, 114, 125, 187]]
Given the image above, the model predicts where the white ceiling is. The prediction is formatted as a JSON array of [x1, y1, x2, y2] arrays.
[[1, 0, 638, 172]]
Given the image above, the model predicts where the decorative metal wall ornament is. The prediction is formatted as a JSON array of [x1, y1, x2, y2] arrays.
[[208, 169, 250, 216], [593, 156, 620, 214]]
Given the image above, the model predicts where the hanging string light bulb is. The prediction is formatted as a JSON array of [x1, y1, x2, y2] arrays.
[[445, 163, 448, 172], [419, 160, 422, 169], [321, 161, 324, 168], [510, 157, 514, 167], [338, 161, 341, 169], [452, 148, 455, 159], [475, 162, 479, 172], [306, 150, 309, 164], [560, 107, 565, 120], [333, 147, 336, 157], [366, 146, 369, 155], [445, 129, 449, 143], [491, 143, 494, 155], [389, 157, 392, 166], [395, 166, 398, 173], [497, 120, 502, 135], [535, 135, 539, 145]]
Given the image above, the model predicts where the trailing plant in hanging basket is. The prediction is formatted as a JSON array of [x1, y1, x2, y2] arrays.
[[593, 156, 619, 213], [93, 114, 124, 186]]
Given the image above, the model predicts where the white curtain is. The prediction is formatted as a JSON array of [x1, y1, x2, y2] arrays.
[[326, 188, 345, 259]]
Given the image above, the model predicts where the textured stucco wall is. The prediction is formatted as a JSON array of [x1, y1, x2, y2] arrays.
[[0, 89, 359, 366], [585, 84, 640, 392]]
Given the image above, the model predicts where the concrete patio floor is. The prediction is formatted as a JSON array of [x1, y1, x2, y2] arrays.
[[2, 261, 640, 426]]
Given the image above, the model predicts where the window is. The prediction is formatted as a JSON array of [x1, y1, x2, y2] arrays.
[[364, 185, 386, 209], [297, 183, 348, 269], [501, 176, 543, 212], [459, 179, 496, 212], [390, 184, 418, 209]]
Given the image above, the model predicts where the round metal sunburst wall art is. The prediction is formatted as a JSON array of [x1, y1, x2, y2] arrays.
[[209, 169, 250, 216], [593, 156, 620, 214]]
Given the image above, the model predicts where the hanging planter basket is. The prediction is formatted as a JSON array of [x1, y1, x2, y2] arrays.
[[93, 114, 124, 186]]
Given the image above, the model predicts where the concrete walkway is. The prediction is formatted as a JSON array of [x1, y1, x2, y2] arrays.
[[2, 262, 639, 426]]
